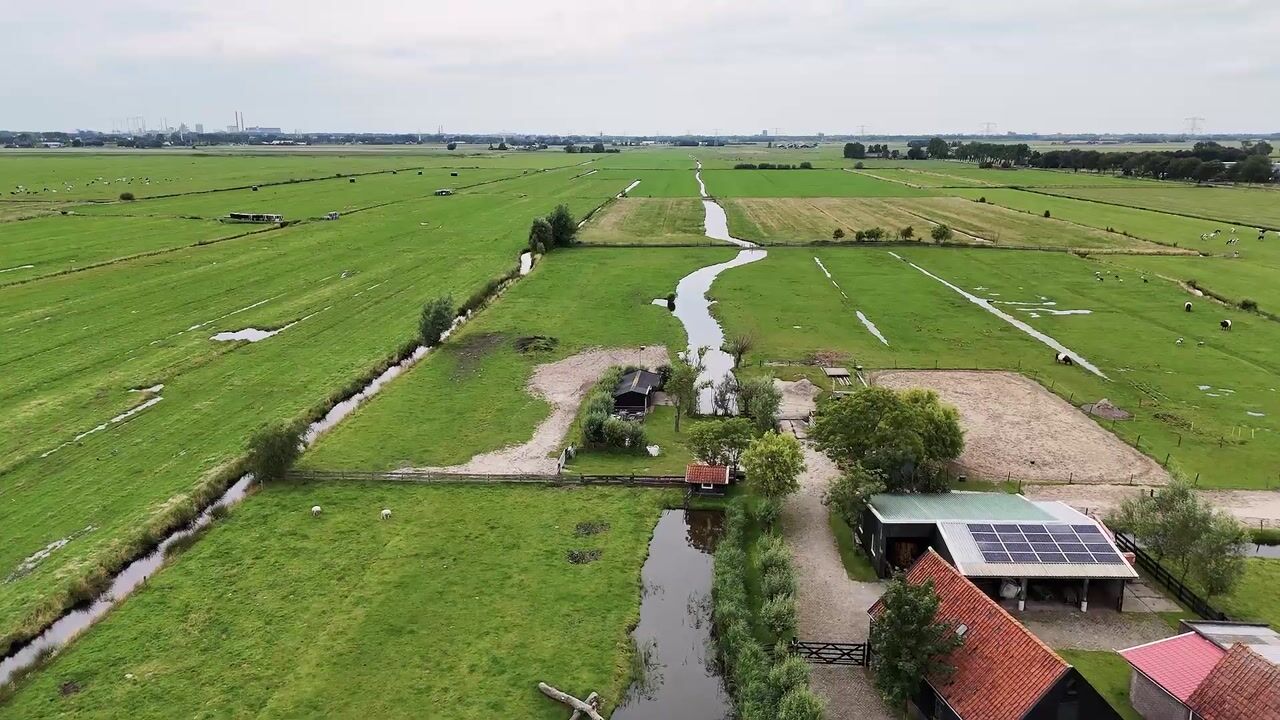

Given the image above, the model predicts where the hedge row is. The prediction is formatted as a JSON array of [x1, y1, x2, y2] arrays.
[[712, 498, 824, 720]]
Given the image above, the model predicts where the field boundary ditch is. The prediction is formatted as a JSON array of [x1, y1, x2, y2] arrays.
[[288, 468, 686, 487]]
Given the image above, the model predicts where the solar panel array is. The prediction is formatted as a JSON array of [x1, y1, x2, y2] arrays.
[[965, 523, 1124, 565]]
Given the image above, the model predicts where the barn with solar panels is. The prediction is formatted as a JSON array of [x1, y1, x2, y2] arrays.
[[857, 492, 1137, 612]]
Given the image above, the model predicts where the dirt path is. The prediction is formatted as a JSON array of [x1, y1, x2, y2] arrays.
[[874, 370, 1169, 485], [781, 441, 891, 720], [1025, 484, 1280, 529], [407, 346, 668, 475]]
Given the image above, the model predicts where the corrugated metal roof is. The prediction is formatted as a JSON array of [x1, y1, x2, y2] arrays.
[[870, 492, 1056, 522], [939, 521, 1138, 579]]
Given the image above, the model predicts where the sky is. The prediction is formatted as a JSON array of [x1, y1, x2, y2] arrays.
[[6, 0, 1279, 135]]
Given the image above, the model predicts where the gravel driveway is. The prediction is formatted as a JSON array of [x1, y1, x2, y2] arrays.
[[782, 441, 892, 720]]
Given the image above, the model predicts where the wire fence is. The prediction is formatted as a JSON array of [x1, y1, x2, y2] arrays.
[[1114, 533, 1230, 622], [287, 468, 685, 488]]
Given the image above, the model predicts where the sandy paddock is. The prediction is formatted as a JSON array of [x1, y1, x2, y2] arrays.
[[872, 370, 1169, 485], [407, 346, 669, 476]]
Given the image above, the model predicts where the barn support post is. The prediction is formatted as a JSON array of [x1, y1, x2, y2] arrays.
[[1018, 578, 1028, 612], [1080, 579, 1089, 612]]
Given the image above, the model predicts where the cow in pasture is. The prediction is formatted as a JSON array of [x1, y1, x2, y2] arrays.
[[1185, 301, 1193, 312], [1055, 352, 1074, 366], [1221, 319, 1232, 331], [381, 509, 392, 521], [311, 505, 322, 517]]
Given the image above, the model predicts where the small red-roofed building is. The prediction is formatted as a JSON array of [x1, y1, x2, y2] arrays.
[[1120, 633, 1225, 719], [684, 464, 730, 495], [868, 549, 1120, 720]]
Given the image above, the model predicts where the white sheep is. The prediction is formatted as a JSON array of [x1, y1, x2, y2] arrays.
[[1221, 319, 1232, 331], [380, 508, 392, 521], [1176, 337, 1184, 345], [311, 505, 322, 517]]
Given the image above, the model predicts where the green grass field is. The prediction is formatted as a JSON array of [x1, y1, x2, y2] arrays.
[[578, 197, 713, 245], [1043, 185, 1280, 228], [701, 168, 933, 198], [712, 247, 1280, 488], [0, 482, 679, 719], [0, 162, 631, 655]]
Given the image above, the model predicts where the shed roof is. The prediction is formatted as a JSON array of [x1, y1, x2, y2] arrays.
[[685, 464, 730, 485], [613, 369, 661, 398], [869, 549, 1070, 720], [937, 520, 1137, 580], [1120, 633, 1226, 703], [1187, 644, 1280, 720], [869, 492, 1056, 523]]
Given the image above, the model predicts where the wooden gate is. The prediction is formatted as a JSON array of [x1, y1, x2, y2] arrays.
[[789, 640, 870, 666]]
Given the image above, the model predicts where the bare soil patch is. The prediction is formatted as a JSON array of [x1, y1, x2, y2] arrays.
[[409, 346, 669, 475], [872, 370, 1169, 485], [775, 378, 820, 420], [1026, 484, 1280, 528]]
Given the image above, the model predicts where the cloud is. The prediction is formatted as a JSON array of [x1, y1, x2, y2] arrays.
[[6, 0, 1279, 133]]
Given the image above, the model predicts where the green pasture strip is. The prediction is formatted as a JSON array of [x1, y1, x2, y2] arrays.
[[1103, 255, 1280, 319], [1036, 185, 1280, 229]]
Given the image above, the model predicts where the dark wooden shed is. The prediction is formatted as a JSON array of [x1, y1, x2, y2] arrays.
[[613, 369, 661, 413]]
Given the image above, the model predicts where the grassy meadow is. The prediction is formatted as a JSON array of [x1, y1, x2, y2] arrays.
[[0, 482, 679, 719]]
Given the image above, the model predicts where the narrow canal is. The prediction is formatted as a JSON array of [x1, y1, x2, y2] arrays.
[[612, 509, 731, 720]]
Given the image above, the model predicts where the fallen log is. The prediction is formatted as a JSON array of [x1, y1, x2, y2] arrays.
[[538, 682, 605, 720], [569, 692, 600, 720]]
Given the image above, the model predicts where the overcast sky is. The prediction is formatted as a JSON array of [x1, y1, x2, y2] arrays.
[[7, 0, 1279, 135]]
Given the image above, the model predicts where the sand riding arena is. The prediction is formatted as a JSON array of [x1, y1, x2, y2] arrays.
[[872, 370, 1169, 486]]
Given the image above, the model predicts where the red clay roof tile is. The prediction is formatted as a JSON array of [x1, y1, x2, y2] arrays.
[[1187, 644, 1280, 720], [869, 549, 1070, 720], [684, 464, 730, 485]]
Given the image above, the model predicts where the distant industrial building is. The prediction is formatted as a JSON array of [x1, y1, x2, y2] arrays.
[[245, 126, 283, 135], [194, 124, 204, 134]]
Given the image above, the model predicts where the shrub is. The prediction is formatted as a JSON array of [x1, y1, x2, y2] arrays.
[[832, 227, 845, 240], [1240, 298, 1258, 311], [977, 196, 987, 203], [978, 160, 994, 169], [860, 226, 886, 240], [761, 565, 797, 600], [776, 687, 826, 720], [246, 423, 302, 482], [548, 204, 578, 246], [418, 295, 455, 345], [761, 595, 797, 639], [798, 161, 813, 169], [768, 656, 811, 699], [742, 432, 806, 501], [734, 163, 758, 170], [119, 191, 135, 201], [754, 496, 783, 530], [528, 217, 553, 252], [602, 416, 631, 447], [854, 161, 865, 169], [1043, 209, 1051, 218], [581, 411, 608, 445], [665, 292, 676, 311], [757, 534, 791, 575], [900, 225, 914, 239], [931, 224, 953, 243]]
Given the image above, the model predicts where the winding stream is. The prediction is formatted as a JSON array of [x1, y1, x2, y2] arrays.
[[670, 160, 766, 412]]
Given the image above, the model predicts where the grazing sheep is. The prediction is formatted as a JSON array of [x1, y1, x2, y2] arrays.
[[1176, 337, 1184, 345], [1185, 301, 1193, 312], [381, 508, 392, 521], [311, 505, 322, 517], [1221, 319, 1232, 331], [1055, 352, 1074, 366]]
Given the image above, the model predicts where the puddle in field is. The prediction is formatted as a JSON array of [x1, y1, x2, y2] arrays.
[[4, 526, 96, 583], [888, 251, 1107, 379], [612, 509, 730, 720], [210, 307, 327, 343], [814, 257, 833, 279], [520, 251, 533, 276], [618, 180, 642, 197], [0, 476, 251, 687], [857, 311, 889, 345], [129, 384, 163, 393], [1247, 411, 1266, 417], [0, 264, 35, 274], [40, 396, 164, 458]]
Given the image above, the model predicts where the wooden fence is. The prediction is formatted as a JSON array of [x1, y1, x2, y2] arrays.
[[287, 468, 685, 488], [1114, 533, 1230, 622]]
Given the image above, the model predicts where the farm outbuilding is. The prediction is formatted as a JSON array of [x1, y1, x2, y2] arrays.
[[1121, 621, 1280, 720], [869, 550, 1121, 720], [685, 464, 730, 495], [612, 369, 662, 414], [858, 492, 1136, 612]]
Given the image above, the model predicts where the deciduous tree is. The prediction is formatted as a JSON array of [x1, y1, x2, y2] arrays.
[[870, 574, 963, 712], [418, 295, 455, 345], [741, 431, 806, 501], [687, 418, 754, 468], [548, 204, 578, 246], [246, 423, 303, 483]]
